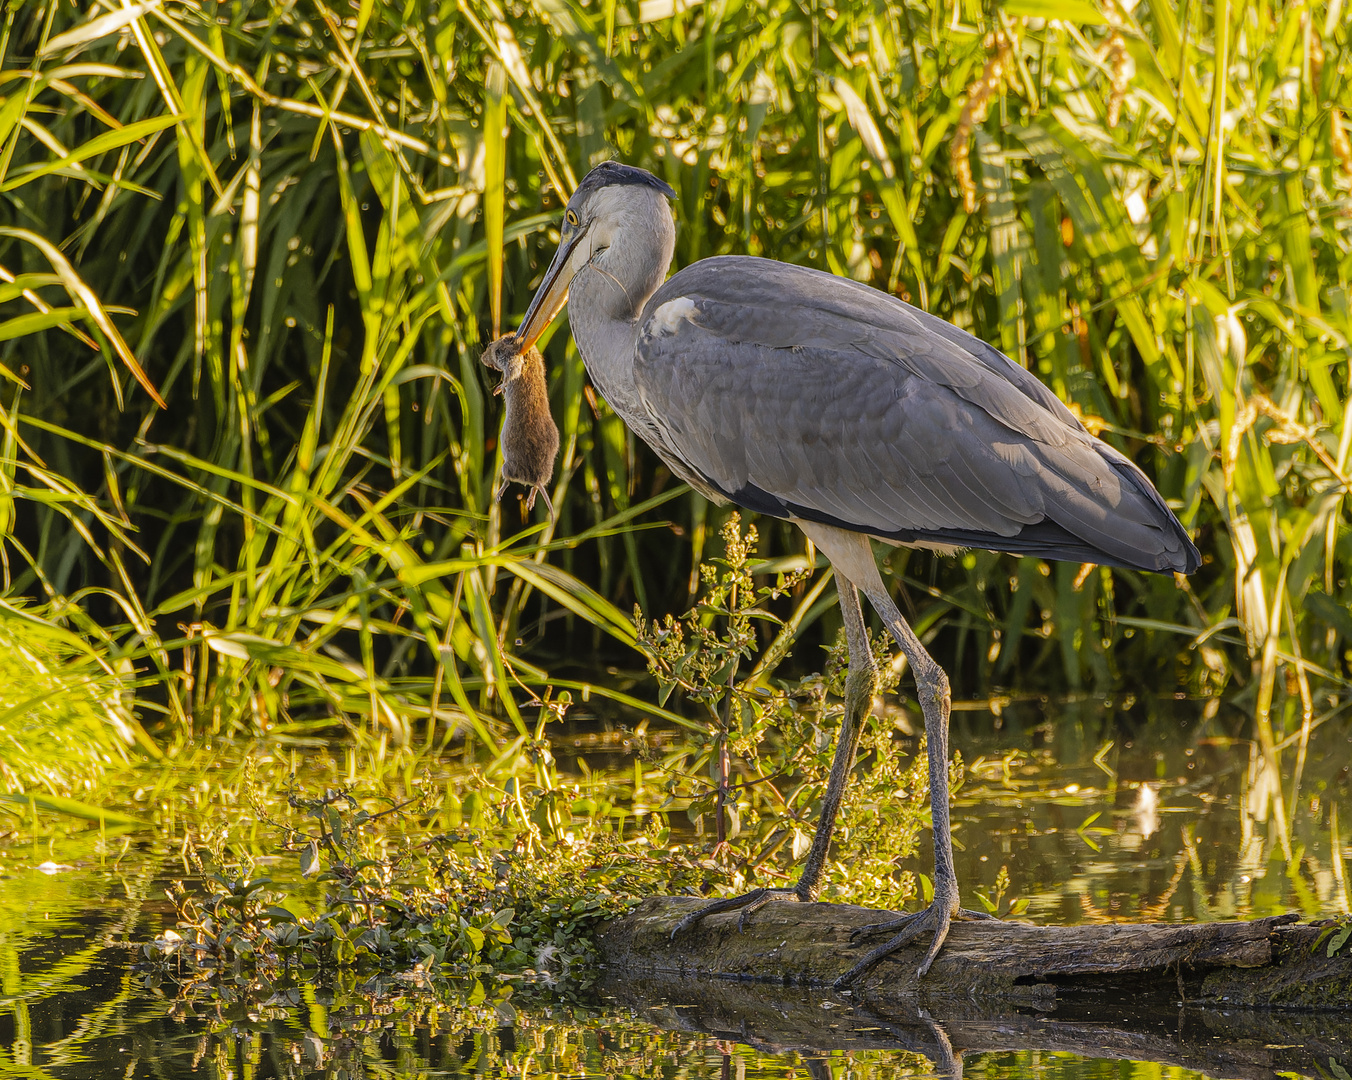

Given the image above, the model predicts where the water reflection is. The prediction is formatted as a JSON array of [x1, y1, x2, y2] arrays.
[[603, 973, 1352, 1080], [3, 950, 1349, 1079], [0, 700, 1346, 1079], [942, 698, 1351, 928]]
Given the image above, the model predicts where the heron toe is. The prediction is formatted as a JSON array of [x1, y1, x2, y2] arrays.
[[848, 904, 996, 944], [670, 884, 813, 939], [836, 902, 997, 987]]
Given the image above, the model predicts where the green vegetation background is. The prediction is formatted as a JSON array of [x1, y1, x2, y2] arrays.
[[0, 0, 1349, 793]]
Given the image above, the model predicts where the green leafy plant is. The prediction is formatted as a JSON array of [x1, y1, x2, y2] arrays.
[[142, 761, 732, 999], [633, 514, 934, 908], [974, 863, 1030, 919], [1314, 915, 1352, 959], [635, 514, 810, 845]]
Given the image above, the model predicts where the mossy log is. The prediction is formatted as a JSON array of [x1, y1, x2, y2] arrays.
[[596, 896, 1352, 1010]]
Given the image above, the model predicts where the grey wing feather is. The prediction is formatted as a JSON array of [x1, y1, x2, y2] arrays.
[[632, 256, 1199, 574]]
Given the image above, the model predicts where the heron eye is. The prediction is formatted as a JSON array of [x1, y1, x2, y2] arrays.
[[565, 209, 579, 227]]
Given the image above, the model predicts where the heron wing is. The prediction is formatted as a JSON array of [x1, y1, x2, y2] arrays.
[[631, 256, 1197, 573]]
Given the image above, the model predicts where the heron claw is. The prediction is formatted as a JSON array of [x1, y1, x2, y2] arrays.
[[836, 903, 994, 988], [849, 905, 994, 943], [669, 885, 811, 941]]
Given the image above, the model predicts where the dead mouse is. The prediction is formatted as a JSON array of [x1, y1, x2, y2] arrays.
[[480, 335, 560, 513]]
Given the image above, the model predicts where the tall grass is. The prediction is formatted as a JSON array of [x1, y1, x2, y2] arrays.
[[0, 0, 1347, 773], [0, 599, 150, 795]]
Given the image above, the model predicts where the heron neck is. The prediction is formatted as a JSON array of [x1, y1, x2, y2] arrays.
[[567, 217, 673, 421]]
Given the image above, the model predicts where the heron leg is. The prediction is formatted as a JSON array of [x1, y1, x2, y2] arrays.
[[832, 579, 973, 988], [794, 573, 875, 898], [669, 575, 875, 939]]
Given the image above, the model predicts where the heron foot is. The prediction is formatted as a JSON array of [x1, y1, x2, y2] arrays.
[[848, 905, 996, 944], [670, 884, 813, 940], [834, 902, 996, 988]]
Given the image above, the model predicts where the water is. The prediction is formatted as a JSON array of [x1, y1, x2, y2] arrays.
[[1, 701, 1349, 1078], [943, 697, 1352, 925]]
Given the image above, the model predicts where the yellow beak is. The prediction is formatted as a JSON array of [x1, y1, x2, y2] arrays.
[[514, 227, 587, 351]]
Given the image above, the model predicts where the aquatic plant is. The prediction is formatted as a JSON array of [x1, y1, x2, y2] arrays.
[[634, 515, 934, 908], [143, 766, 729, 998]]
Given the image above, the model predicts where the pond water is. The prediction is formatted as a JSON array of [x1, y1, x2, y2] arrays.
[[1, 698, 1349, 1079]]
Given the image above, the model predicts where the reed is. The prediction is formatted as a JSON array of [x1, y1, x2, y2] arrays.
[[0, 0, 1345, 788]]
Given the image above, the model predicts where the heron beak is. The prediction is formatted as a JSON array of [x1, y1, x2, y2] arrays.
[[515, 228, 586, 351]]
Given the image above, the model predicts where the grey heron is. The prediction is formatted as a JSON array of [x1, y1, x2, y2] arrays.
[[511, 160, 1200, 985]]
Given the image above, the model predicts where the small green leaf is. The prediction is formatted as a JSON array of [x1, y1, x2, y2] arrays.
[[326, 806, 344, 844], [724, 803, 741, 842]]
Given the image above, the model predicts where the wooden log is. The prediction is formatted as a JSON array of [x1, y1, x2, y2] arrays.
[[596, 896, 1352, 1009]]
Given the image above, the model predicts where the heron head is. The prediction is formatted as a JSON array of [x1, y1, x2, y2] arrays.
[[515, 162, 676, 350]]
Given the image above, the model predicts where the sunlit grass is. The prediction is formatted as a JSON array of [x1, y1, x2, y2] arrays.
[[0, 0, 1346, 858], [0, 601, 147, 796]]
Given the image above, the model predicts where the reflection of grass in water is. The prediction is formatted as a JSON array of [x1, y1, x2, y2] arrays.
[[0, 603, 147, 798], [0, 840, 163, 1074], [948, 704, 1352, 926]]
